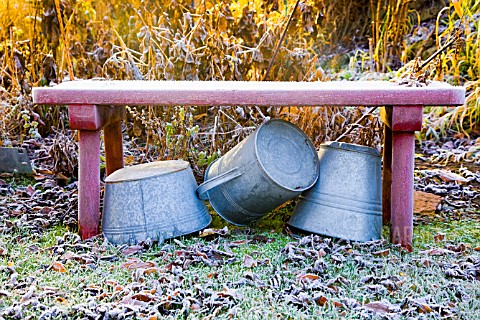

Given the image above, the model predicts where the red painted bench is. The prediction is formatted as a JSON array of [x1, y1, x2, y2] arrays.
[[33, 80, 465, 249]]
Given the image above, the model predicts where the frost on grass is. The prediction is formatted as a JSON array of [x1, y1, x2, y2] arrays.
[[1, 227, 479, 319]]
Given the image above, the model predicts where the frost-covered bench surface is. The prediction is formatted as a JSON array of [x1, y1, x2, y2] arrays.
[[33, 80, 465, 250]]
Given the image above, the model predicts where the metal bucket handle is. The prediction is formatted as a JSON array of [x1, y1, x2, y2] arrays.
[[197, 167, 242, 200]]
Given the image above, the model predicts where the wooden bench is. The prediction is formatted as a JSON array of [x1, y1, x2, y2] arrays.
[[32, 80, 465, 249]]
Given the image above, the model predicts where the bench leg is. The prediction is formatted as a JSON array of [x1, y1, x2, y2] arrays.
[[382, 124, 392, 225], [390, 131, 414, 251], [104, 121, 124, 176], [78, 129, 101, 240]]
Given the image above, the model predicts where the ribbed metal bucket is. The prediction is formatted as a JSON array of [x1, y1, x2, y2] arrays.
[[102, 160, 211, 245], [197, 119, 319, 225], [288, 142, 382, 242]]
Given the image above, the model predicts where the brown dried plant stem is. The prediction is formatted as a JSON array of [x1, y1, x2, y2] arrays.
[[262, 0, 301, 81], [29, 1, 39, 83], [8, 27, 18, 89], [335, 107, 379, 142], [419, 36, 458, 71], [53, 0, 74, 81]]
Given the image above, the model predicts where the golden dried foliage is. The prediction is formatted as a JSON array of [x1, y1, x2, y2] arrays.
[[422, 0, 480, 138], [0, 0, 478, 175]]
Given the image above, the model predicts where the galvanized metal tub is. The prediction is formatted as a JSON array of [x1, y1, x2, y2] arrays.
[[288, 141, 382, 242], [102, 160, 211, 245], [0, 147, 33, 174], [197, 119, 319, 225]]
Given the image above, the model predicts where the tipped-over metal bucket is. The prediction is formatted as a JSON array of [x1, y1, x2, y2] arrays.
[[288, 142, 382, 242], [197, 119, 319, 225], [102, 160, 211, 245]]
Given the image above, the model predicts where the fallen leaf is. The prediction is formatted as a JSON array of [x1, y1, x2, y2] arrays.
[[39, 207, 53, 215], [56, 296, 68, 304], [132, 292, 157, 302], [105, 280, 119, 287], [318, 248, 327, 257], [243, 254, 257, 268], [229, 240, 250, 246], [445, 243, 467, 253], [121, 245, 143, 256], [474, 246, 480, 251], [297, 273, 320, 282], [60, 251, 94, 265], [52, 261, 67, 273], [20, 285, 36, 303], [251, 235, 275, 244], [34, 174, 46, 181], [314, 295, 328, 306], [199, 226, 229, 238], [379, 279, 398, 292], [419, 248, 455, 256], [217, 287, 240, 300], [194, 251, 208, 259], [38, 169, 54, 175], [61, 251, 80, 261], [372, 249, 390, 257], [362, 284, 388, 294], [360, 275, 375, 283], [434, 169, 468, 184], [434, 233, 446, 242], [418, 303, 433, 313], [28, 245, 40, 253], [25, 185, 35, 197], [121, 295, 147, 306], [0, 246, 6, 256], [121, 258, 156, 270], [191, 303, 201, 311], [97, 292, 108, 299], [124, 155, 135, 165], [363, 301, 398, 314], [327, 276, 350, 286], [174, 249, 190, 257], [330, 253, 345, 264], [445, 267, 466, 279], [143, 267, 159, 275], [417, 258, 435, 267], [84, 284, 102, 295], [284, 293, 311, 307]]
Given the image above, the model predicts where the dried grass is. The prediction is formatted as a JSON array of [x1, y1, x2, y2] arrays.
[[0, 0, 478, 174], [423, 0, 480, 138]]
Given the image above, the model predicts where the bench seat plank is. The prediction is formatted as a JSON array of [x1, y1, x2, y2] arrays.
[[33, 80, 465, 107]]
